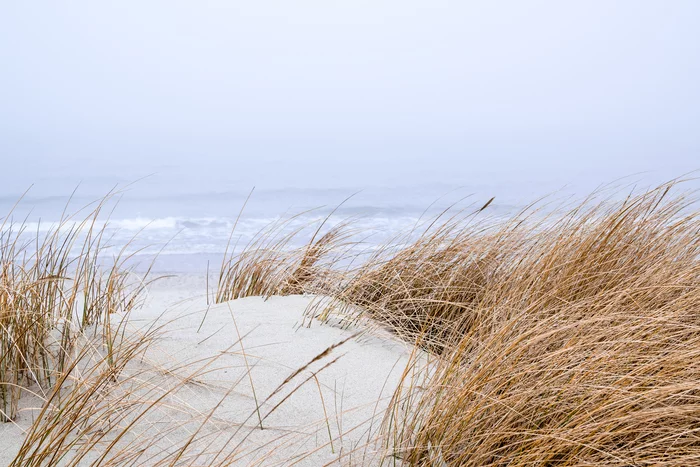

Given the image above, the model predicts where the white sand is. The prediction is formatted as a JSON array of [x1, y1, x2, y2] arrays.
[[1, 275, 413, 466]]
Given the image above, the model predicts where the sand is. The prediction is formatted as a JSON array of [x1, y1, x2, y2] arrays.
[[0, 275, 413, 466]]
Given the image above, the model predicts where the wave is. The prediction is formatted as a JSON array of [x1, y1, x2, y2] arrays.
[[2, 213, 423, 247]]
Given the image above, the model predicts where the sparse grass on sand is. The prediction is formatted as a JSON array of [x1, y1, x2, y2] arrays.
[[1, 192, 398, 466], [3, 179, 700, 466], [0, 192, 154, 423]]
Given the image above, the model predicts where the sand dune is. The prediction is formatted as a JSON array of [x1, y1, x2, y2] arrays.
[[1, 275, 412, 466]]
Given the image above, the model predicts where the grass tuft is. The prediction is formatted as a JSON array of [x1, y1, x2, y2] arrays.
[[0, 192, 152, 422]]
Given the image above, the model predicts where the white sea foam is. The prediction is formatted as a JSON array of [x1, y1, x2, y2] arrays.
[[0, 184, 528, 273], [2, 212, 430, 272]]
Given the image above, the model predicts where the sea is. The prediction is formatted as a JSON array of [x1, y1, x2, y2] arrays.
[[0, 168, 694, 274]]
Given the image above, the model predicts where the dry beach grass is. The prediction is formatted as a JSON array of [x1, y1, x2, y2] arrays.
[[0, 191, 154, 423], [376, 182, 700, 466], [1, 193, 408, 466], [2, 179, 699, 466], [220, 179, 700, 466]]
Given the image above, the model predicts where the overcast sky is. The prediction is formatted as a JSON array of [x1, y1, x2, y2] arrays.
[[1, 1, 698, 196]]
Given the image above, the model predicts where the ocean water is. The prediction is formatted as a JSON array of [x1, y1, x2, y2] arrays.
[[0, 180, 520, 273], [1, 171, 695, 274]]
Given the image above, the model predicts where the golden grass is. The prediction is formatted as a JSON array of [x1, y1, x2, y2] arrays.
[[214, 179, 700, 464], [5, 178, 699, 465], [370, 181, 700, 465], [2, 191, 377, 466], [216, 210, 357, 302], [0, 192, 153, 422]]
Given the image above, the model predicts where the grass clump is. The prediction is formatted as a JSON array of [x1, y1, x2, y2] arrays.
[[369, 181, 700, 465], [0, 193, 152, 422], [216, 210, 356, 302], [318, 209, 510, 352]]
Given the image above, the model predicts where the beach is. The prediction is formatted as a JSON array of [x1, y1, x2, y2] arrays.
[[2, 1, 699, 463], [1, 274, 414, 466], [2, 182, 700, 466]]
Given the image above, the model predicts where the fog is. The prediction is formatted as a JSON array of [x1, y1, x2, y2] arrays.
[[1, 1, 698, 200]]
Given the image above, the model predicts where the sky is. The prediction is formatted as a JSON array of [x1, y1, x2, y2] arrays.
[[0, 1, 698, 200]]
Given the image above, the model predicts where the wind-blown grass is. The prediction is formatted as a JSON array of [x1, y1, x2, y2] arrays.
[[370, 181, 700, 465], [214, 179, 700, 465], [6, 179, 699, 465], [4, 191, 383, 466], [216, 210, 357, 302], [0, 193, 154, 422]]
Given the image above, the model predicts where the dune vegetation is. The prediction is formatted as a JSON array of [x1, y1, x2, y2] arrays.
[[0, 193, 154, 424], [218, 179, 700, 466], [2, 179, 698, 465], [0, 195, 276, 465]]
